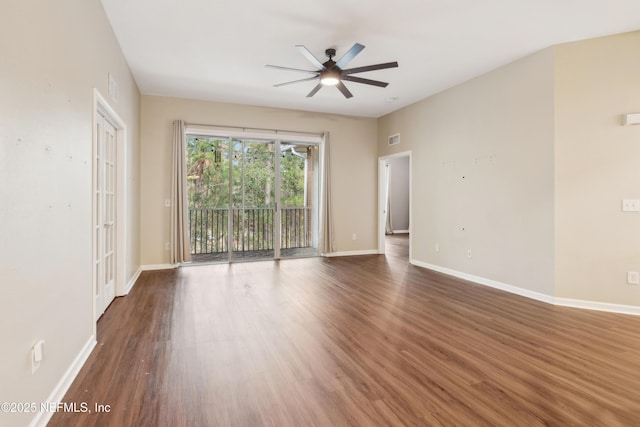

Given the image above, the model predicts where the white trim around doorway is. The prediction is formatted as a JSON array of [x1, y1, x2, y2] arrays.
[[378, 151, 412, 258], [92, 89, 127, 331]]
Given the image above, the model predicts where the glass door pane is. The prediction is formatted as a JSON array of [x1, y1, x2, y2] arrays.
[[231, 139, 276, 261], [279, 142, 319, 258], [186, 136, 230, 263]]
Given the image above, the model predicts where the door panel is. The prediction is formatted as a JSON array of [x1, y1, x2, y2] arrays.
[[279, 142, 319, 258], [231, 140, 276, 261], [187, 137, 231, 262], [95, 113, 117, 319], [102, 120, 116, 307]]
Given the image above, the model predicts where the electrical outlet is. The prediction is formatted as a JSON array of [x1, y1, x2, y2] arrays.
[[435, 242, 440, 252], [165, 242, 170, 251], [622, 199, 640, 212], [352, 234, 357, 240], [627, 271, 640, 285], [466, 249, 472, 259]]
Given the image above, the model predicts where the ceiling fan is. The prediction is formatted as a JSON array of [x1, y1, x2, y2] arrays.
[[266, 43, 398, 99]]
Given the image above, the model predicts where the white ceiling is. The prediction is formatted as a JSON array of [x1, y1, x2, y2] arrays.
[[101, 0, 640, 118]]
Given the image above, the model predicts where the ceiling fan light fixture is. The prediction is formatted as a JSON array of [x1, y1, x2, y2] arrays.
[[320, 69, 340, 86], [320, 77, 339, 86]]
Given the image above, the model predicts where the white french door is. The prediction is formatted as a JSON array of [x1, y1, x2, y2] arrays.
[[95, 112, 117, 318]]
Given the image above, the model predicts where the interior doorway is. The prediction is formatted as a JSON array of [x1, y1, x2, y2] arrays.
[[93, 90, 126, 322], [378, 151, 411, 259], [186, 134, 320, 262]]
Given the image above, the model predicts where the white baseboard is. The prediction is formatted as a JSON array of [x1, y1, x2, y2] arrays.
[[391, 230, 410, 234], [411, 260, 555, 304], [411, 260, 640, 316], [141, 263, 178, 271], [29, 336, 97, 427], [554, 298, 640, 316], [123, 267, 142, 295], [325, 249, 379, 257]]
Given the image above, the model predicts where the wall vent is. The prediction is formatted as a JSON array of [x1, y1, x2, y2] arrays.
[[388, 133, 400, 146]]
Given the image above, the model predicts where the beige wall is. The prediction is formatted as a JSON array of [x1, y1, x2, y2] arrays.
[[0, 0, 140, 425], [140, 96, 378, 265], [554, 31, 640, 305], [378, 49, 556, 296], [378, 31, 640, 307]]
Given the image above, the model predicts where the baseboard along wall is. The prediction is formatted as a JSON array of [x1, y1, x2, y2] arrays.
[[411, 259, 640, 317]]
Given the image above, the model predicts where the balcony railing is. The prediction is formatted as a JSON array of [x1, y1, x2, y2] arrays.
[[188, 207, 313, 256]]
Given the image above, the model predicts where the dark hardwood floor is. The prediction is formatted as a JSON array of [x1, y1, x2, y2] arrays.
[[49, 234, 640, 426]]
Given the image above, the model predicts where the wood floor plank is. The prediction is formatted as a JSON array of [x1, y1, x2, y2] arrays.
[[49, 235, 640, 426]]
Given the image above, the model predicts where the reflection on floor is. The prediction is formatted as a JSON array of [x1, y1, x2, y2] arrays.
[[385, 233, 409, 260]]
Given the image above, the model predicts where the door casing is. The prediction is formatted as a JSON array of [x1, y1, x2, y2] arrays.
[[377, 151, 412, 257], [92, 89, 126, 329]]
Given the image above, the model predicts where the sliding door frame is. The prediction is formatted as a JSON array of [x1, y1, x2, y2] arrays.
[[186, 126, 322, 263]]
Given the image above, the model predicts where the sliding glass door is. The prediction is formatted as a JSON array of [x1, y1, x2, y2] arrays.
[[230, 139, 276, 261], [187, 137, 230, 262], [186, 135, 319, 262], [279, 141, 318, 258]]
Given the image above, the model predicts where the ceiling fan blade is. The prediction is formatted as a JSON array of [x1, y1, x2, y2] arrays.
[[335, 43, 365, 68], [336, 81, 353, 99], [343, 61, 399, 75], [295, 45, 324, 69], [274, 76, 320, 87], [342, 75, 388, 88], [266, 65, 319, 74], [306, 83, 323, 97]]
